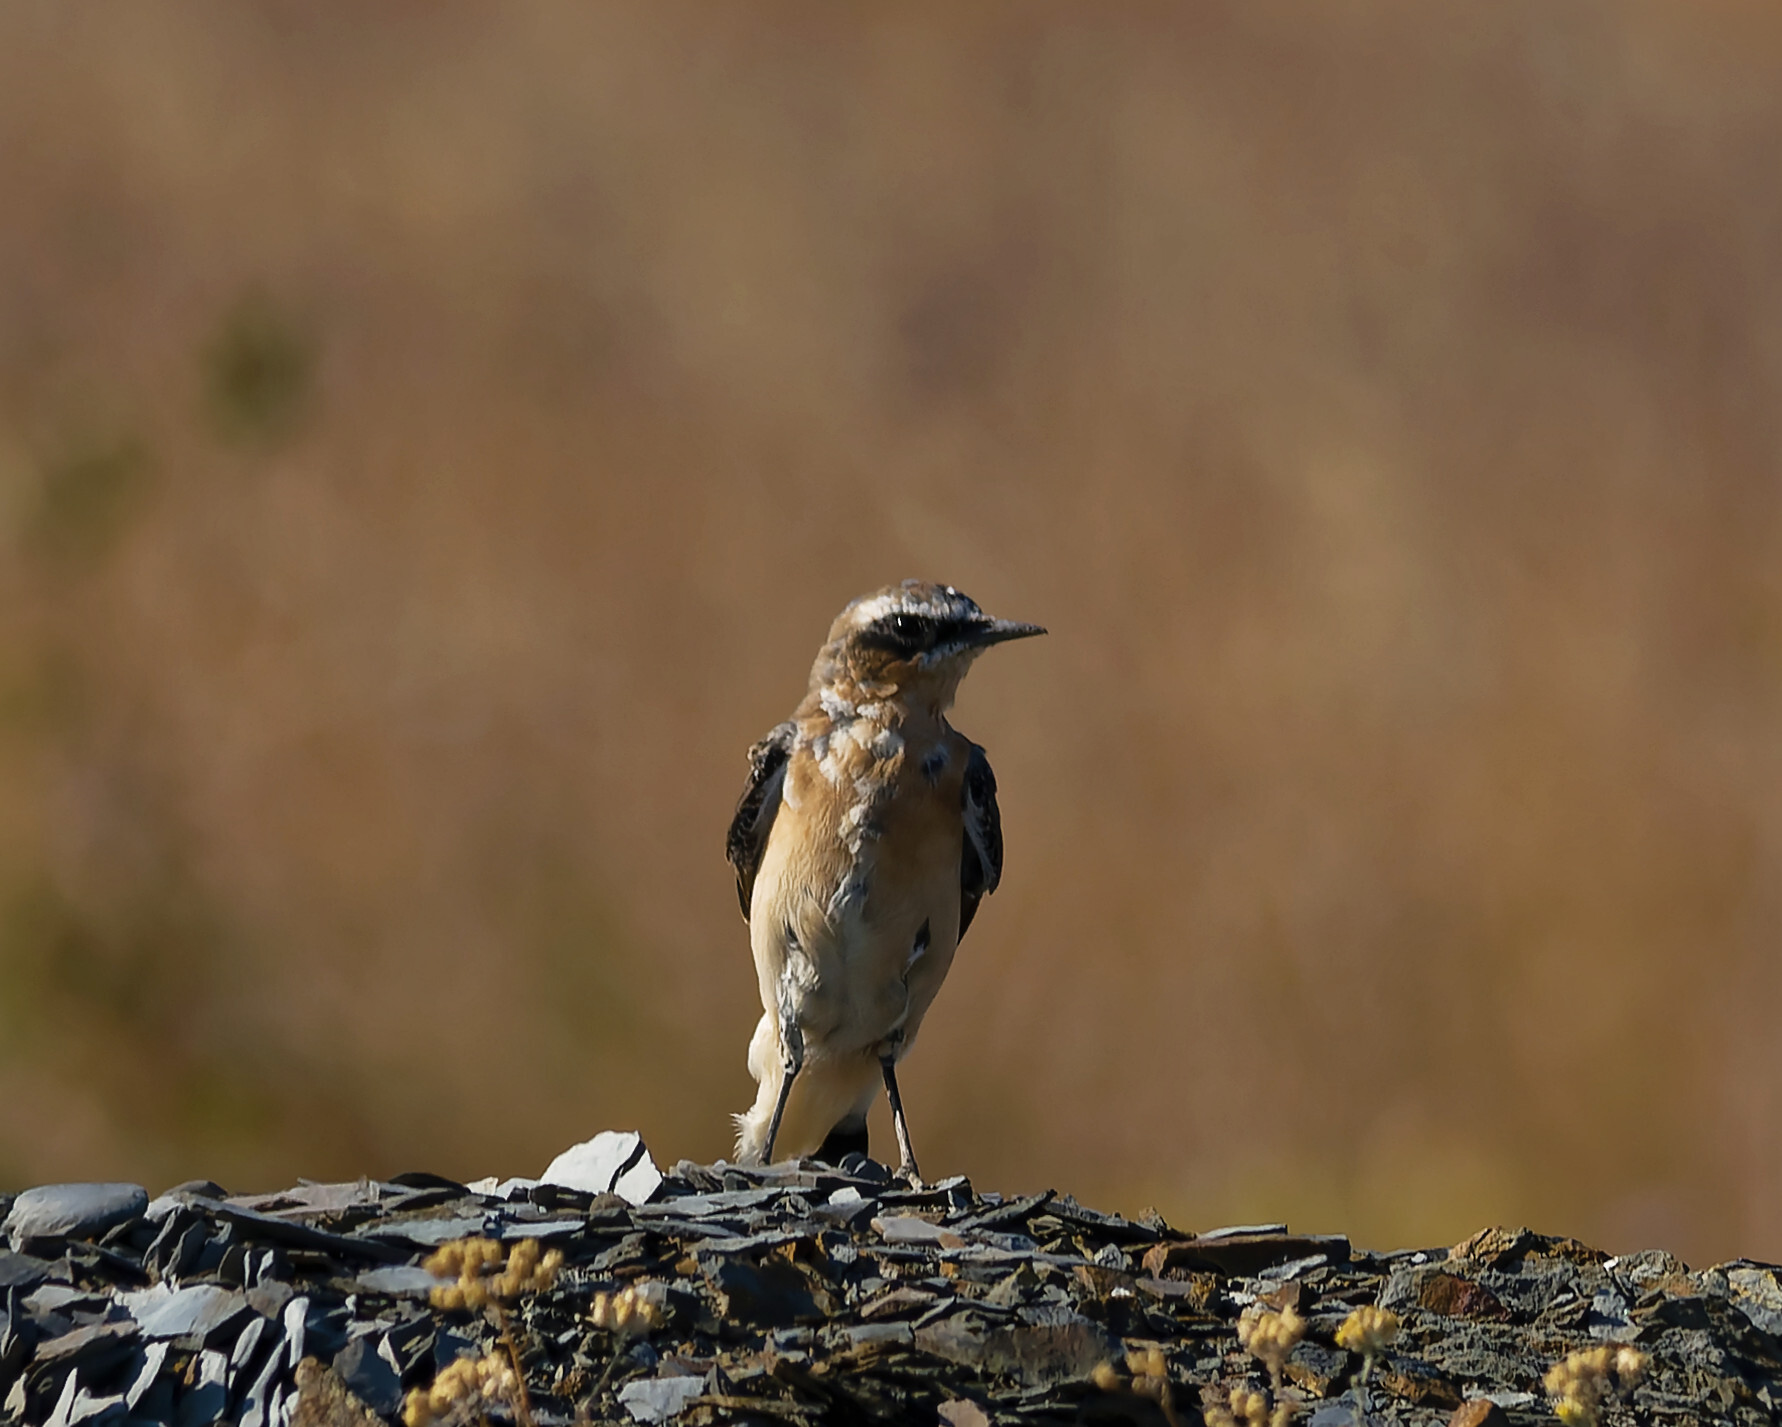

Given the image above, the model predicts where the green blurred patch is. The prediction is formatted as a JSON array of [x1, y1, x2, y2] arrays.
[[0, 859, 379, 1188], [0, 646, 87, 738], [28, 431, 152, 566], [202, 293, 315, 445], [0, 873, 215, 1047]]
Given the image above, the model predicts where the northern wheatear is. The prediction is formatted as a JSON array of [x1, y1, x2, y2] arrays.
[[726, 581, 1044, 1180]]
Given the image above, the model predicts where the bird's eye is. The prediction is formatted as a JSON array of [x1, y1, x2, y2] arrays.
[[864, 610, 931, 656]]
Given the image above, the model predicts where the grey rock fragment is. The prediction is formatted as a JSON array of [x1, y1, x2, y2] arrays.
[[846, 1322, 914, 1348], [282, 1295, 309, 1369], [703, 1258, 821, 1327], [0, 1252, 52, 1290], [5, 1185, 147, 1249], [1727, 1265, 1782, 1336], [360, 1214, 489, 1249], [332, 1334, 403, 1417], [354, 1266, 442, 1297], [230, 1314, 269, 1384], [34, 1320, 139, 1378], [873, 1214, 960, 1246], [238, 1338, 285, 1427], [174, 1349, 228, 1427], [124, 1341, 168, 1409], [245, 1279, 295, 1319], [118, 1283, 248, 1342], [44, 1371, 127, 1427], [616, 1374, 705, 1422]]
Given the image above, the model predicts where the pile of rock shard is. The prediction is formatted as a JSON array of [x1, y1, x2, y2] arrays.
[[1, 1131, 1778, 1427]]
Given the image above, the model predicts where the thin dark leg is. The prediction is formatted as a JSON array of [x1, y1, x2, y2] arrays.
[[761, 1022, 804, 1165], [816, 1119, 869, 1164], [880, 1053, 921, 1185]]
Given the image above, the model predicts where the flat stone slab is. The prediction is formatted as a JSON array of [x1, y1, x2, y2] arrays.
[[5, 1183, 146, 1246], [118, 1284, 248, 1342]]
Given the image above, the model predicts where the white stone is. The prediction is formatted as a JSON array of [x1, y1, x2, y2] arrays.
[[540, 1131, 661, 1205]]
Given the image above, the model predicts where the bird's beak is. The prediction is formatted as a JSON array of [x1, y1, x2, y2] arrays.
[[972, 618, 1047, 647]]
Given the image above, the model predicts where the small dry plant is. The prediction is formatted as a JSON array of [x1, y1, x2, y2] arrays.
[[589, 1282, 670, 1398], [1189, 1302, 1306, 1427], [1238, 1303, 1306, 1394], [1544, 1345, 1648, 1427], [1203, 1384, 1295, 1427], [415, 1237, 564, 1427], [401, 1351, 517, 1427], [1334, 1305, 1399, 1424], [1090, 1344, 1181, 1426], [425, 1237, 564, 1310]]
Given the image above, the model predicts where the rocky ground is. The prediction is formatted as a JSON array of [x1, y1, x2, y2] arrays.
[[1, 1132, 1778, 1427]]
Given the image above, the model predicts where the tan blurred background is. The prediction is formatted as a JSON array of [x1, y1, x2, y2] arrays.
[[2, 2, 1781, 1267]]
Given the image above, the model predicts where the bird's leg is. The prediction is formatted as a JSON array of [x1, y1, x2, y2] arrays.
[[879, 1044, 922, 1187], [760, 1020, 804, 1165]]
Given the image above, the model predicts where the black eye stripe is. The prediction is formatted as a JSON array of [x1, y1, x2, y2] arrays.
[[858, 611, 979, 656]]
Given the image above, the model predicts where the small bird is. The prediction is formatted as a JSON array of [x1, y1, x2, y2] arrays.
[[727, 581, 1044, 1180]]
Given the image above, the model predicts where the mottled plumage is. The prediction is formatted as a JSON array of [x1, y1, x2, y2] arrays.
[[727, 581, 1043, 1179]]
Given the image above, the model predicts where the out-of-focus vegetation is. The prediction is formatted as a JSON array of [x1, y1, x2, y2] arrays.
[[2, 2, 1780, 1267]]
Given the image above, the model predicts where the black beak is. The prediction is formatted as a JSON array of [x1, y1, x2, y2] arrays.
[[972, 617, 1047, 647]]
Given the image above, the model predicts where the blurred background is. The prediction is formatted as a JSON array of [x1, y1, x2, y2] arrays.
[[2, 2, 1781, 1268]]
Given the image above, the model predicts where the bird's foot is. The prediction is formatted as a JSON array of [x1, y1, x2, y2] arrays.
[[894, 1160, 924, 1189]]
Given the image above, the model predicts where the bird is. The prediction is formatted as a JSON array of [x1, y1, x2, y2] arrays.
[[726, 580, 1044, 1181]]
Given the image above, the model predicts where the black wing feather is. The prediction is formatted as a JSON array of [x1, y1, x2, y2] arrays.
[[725, 721, 796, 919], [959, 742, 1003, 942]]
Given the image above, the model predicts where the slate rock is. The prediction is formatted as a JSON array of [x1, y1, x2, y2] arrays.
[[1727, 1266, 1782, 1336], [846, 1321, 915, 1349], [1418, 1270, 1511, 1320], [118, 1283, 248, 1342], [616, 1374, 705, 1422], [43, 1372, 128, 1427], [1285, 1339, 1349, 1396], [174, 1348, 228, 1427], [0, 1252, 52, 1290], [872, 1215, 964, 1247], [1378, 1354, 1463, 1409], [5, 1186, 147, 1248], [290, 1357, 384, 1427], [836, 1154, 892, 1184], [331, 1335, 402, 1417], [1449, 1401, 1511, 1427], [353, 1265, 440, 1298], [124, 1342, 169, 1410], [915, 1310, 1115, 1388], [703, 1258, 823, 1327]]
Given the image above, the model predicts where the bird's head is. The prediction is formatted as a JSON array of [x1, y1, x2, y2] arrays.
[[811, 580, 1045, 712]]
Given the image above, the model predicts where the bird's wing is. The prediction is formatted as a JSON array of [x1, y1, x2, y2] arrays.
[[959, 741, 1003, 942], [725, 720, 797, 920]]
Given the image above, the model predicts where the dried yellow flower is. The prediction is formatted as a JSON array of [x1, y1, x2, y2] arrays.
[[590, 1282, 668, 1338], [1543, 1344, 1648, 1427], [1204, 1385, 1264, 1427], [422, 1237, 562, 1311], [1334, 1305, 1399, 1360], [401, 1351, 516, 1427], [1237, 1303, 1306, 1388]]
